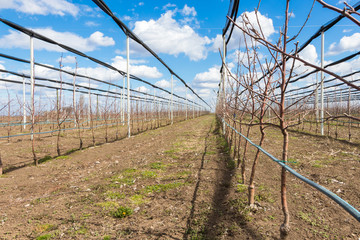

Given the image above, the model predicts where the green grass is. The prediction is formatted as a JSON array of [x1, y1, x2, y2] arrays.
[[142, 182, 185, 194], [111, 206, 133, 218], [105, 191, 125, 200], [55, 155, 70, 160], [96, 201, 119, 210], [141, 170, 157, 178], [129, 194, 147, 205], [149, 162, 166, 170], [36, 234, 52, 240]]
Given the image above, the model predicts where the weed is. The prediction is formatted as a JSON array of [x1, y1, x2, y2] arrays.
[[205, 151, 216, 155], [111, 206, 133, 218], [298, 211, 318, 226], [36, 234, 52, 240], [149, 162, 166, 170], [129, 194, 147, 205], [103, 236, 111, 240], [142, 182, 184, 194], [96, 201, 119, 210], [105, 191, 125, 200], [236, 184, 247, 193], [34, 223, 56, 233], [55, 156, 70, 160], [141, 170, 157, 178], [75, 225, 87, 235]]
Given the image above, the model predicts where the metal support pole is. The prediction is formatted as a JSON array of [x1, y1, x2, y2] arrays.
[[185, 89, 188, 120], [153, 88, 156, 124], [126, 35, 131, 138], [171, 74, 173, 125], [96, 95, 99, 120], [348, 86, 351, 114], [320, 31, 324, 135], [30, 36, 35, 140], [222, 35, 226, 134], [315, 74, 319, 121], [73, 63, 77, 127], [88, 82, 91, 124], [23, 77, 26, 129]]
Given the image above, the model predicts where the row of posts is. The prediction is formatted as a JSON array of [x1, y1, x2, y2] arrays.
[[25, 35, 205, 140]]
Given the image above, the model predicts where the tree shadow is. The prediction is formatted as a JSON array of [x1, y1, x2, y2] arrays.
[[184, 119, 265, 240]]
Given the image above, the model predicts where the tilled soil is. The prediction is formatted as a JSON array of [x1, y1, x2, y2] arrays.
[[0, 115, 359, 240]]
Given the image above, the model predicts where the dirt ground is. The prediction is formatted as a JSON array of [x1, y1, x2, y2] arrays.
[[0, 115, 359, 239]]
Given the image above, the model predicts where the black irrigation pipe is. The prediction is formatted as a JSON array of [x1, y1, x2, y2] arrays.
[[286, 50, 360, 86], [282, 70, 360, 96], [284, 79, 360, 99], [91, 0, 210, 109], [223, 0, 240, 47], [222, 119, 360, 222], [0, 19, 201, 107]]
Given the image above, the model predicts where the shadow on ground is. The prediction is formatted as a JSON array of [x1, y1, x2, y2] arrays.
[[184, 118, 264, 240]]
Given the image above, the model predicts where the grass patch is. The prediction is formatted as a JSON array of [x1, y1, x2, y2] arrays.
[[142, 182, 185, 194], [34, 224, 56, 233], [129, 194, 147, 205], [149, 162, 166, 170], [111, 206, 133, 218], [141, 170, 157, 178], [236, 184, 247, 193], [36, 234, 53, 240], [96, 201, 119, 210], [55, 155, 70, 160], [105, 191, 125, 200]]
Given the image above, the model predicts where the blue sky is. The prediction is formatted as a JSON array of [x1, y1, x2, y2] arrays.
[[0, 0, 358, 110]]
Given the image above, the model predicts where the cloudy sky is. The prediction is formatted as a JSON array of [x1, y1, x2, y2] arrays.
[[0, 0, 358, 110]]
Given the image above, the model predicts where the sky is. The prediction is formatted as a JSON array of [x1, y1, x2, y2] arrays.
[[0, 0, 359, 111]]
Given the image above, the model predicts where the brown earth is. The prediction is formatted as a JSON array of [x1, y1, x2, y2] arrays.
[[0, 114, 359, 240]]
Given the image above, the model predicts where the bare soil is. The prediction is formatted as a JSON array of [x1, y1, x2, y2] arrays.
[[0, 115, 359, 240]]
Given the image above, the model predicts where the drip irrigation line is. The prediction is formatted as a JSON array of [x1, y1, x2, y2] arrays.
[[222, 119, 360, 222], [90, 0, 210, 109], [0, 20, 201, 107]]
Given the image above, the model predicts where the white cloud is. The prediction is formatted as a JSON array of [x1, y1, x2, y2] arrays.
[[211, 11, 275, 52], [328, 32, 360, 56], [162, 3, 176, 10], [57, 55, 76, 64], [0, 28, 115, 52], [342, 29, 353, 33], [132, 10, 211, 61], [155, 79, 171, 88], [193, 66, 221, 89], [111, 56, 162, 79], [85, 21, 100, 27], [181, 4, 196, 17], [327, 56, 360, 75], [0, 0, 79, 16], [138, 2, 144, 6], [135, 86, 149, 93]]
